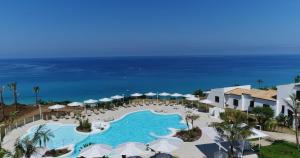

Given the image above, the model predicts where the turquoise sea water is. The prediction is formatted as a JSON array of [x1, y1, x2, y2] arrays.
[[0, 55, 300, 104], [26, 110, 187, 157]]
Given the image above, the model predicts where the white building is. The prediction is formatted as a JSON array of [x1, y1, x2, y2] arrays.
[[276, 83, 300, 117], [202, 85, 278, 116]]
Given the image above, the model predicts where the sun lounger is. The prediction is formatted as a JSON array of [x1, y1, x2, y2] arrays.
[[51, 115, 58, 121]]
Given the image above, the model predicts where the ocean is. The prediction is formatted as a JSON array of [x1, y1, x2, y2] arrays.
[[0, 55, 300, 104]]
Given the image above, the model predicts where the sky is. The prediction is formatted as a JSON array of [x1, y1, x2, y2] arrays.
[[0, 0, 300, 58]]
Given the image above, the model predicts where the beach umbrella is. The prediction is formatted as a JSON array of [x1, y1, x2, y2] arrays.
[[113, 142, 147, 157], [111, 95, 124, 100], [170, 93, 183, 97], [131, 93, 143, 97], [83, 99, 98, 113], [149, 138, 182, 153], [83, 99, 98, 104], [159, 92, 170, 97], [99, 98, 113, 102], [79, 144, 113, 158], [48, 104, 65, 110], [67, 102, 83, 107], [183, 94, 195, 98], [171, 93, 183, 104], [145, 92, 156, 97], [186, 97, 199, 101]]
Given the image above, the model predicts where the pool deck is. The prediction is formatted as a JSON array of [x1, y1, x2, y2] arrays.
[[2, 104, 224, 158]]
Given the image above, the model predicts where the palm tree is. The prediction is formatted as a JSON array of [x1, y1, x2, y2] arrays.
[[256, 79, 264, 89], [284, 94, 300, 150], [14, 124, 54, 158], [214, 109, 253, 158], [33, 86, 40, 107], [7, 82, 18, 110], [187, 114, 200, 128]]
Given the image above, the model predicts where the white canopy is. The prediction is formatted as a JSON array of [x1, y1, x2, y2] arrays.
[[248, 128, 268, 139], [79, 144, 112, 158], [48, 104, 65, 110], [159, 92, 170, 97], [202, 127, 268, 142], [111, 95, 124, 100], [67, 102, 83, 107], [84, 99, 98, 104], [145, 92, 156, 97], [170, 93, 183, 97], [99, 98, 113, 102], [149, 138, 182, 153], [183, 94, 195, 98], [113, 142, 146, 157], [131, 93, 143, 97], [186, 97, 199, 101]]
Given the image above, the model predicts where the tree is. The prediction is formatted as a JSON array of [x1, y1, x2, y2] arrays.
[[7, 82, 18, 110], [252, 106, 274, 129], [0, 86, 4, 106], [214, 109, 253, 158], [294, 75, 300, 83], [193, 89, 205, 97], [33, 86, 40, 107], [256, 79, 264, 89], [186, 114, 200, 128], [284, 94, 300, 150], [276, 114, 288, 131], [14, 124, 53, 158]]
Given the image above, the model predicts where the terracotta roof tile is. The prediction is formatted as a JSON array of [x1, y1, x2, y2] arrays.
[[225, 88, 277, 101]]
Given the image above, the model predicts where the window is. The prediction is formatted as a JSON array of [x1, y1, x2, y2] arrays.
[[215, 96, 219, 103], [250, 101, 254, 108], [281, 105, 285, 114], [263, 104, 270, 108], [297, 91, 300, 100], [233, 99, 239, 106]]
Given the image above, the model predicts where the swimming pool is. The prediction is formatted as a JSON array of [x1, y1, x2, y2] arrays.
[[26, 110, 187, 157]]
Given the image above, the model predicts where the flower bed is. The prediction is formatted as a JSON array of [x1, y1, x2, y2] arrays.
[[175, 127, 202, 142]]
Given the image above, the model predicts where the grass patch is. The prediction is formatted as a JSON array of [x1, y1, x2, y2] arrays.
[[259, 140, 300, 158]]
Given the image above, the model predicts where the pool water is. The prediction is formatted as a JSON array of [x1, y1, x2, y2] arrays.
[[26, 110, 187, 157]]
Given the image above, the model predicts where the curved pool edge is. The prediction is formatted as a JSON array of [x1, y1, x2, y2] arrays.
[[24, 109, 188, 157]]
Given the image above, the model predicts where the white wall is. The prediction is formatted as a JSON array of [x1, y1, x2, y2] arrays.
[[206, 85, 251, 108], [225, 94, 243, 110], [277, 83, 300, 116]]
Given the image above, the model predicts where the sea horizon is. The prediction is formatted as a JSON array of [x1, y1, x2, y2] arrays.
[[1, 54, 300, 104]]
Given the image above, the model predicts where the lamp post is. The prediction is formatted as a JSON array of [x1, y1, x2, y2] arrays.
[[256, 124, 262, 149]]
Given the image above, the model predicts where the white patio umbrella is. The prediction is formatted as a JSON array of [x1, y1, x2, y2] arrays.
[[67, 102, 83, 107], [113, 142, 147, 157], [149, 138, 183, 153], [48, 104, 65, 110], [83, 99, 98, 104], [170, 93, 183, 97], [171, 93, 183, 104], [145, 92, 156, 97], [111, 95, 124, 100], [159, 92, 170, 104], [159, 92, 170, 97], [183, 94, 195, 98], [83, 99, 98, 113], [131, 93, 143, 97], [186, 97, 199, 101], [99, 98, 113, 102], [79, 144, 113, 158]]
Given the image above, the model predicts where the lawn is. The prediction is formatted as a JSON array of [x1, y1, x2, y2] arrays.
[[259, 140, 300, 158]]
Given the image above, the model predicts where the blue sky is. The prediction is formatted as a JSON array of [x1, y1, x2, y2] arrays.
[[0, 0, 299, 58]]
